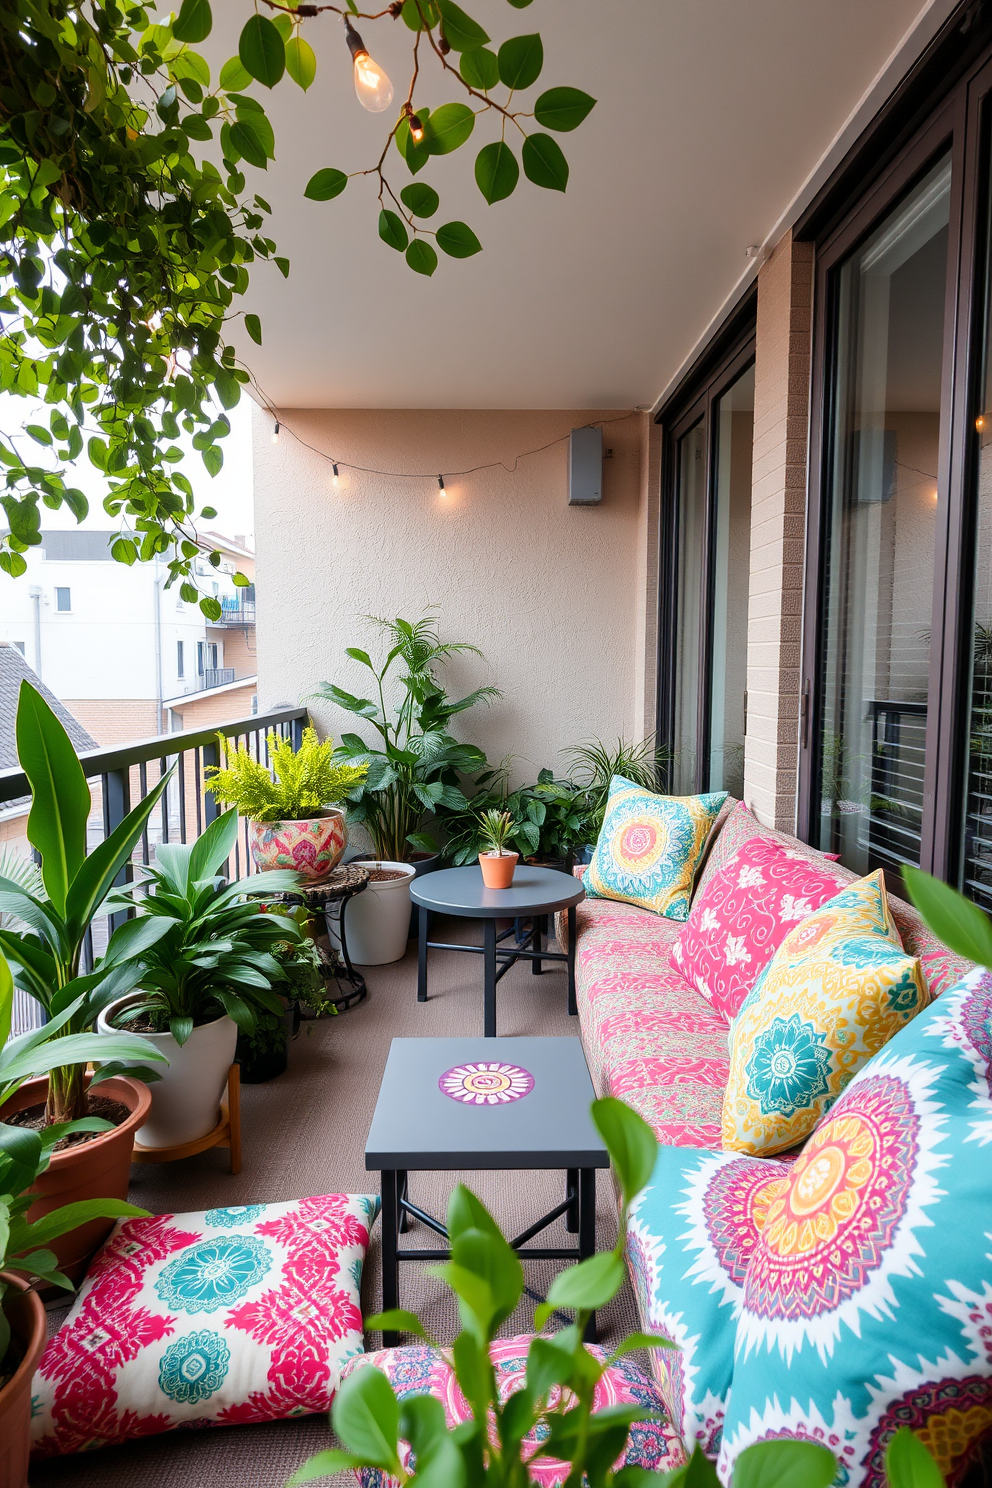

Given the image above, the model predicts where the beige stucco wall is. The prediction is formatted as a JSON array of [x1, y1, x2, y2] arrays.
[[252, 407, 653, 784]]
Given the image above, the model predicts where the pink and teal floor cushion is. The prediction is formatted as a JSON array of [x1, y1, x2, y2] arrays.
[[719, 966, 992, 1488], [338, 1335, 684, 1485], [31, 1194, 379, 1457]]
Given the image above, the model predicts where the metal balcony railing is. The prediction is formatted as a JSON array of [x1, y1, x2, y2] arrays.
[[210, 590, 256, 627], [200, 667, 236, 690]]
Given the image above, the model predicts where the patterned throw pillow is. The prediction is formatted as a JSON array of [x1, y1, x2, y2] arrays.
[[340, 1334, 683, 1485], [722, 872, 927, 1156], [625, 1145, 792, 1457], [671, 836, 848, 1023], [31, 1194, 379, 1458], [720, 967, 992, 1488], [585, 776, 727, 921]]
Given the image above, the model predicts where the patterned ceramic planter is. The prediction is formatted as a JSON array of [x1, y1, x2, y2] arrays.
[[248, 810, 347, 882]]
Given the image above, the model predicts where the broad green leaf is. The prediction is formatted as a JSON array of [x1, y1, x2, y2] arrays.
[[102, 913, 172, 968], [400, 183, 440, 219], [16, 680, 90, 916], [364, 1309, 428, 1338], [451, 1225, 523, 1323], [533, 85, 597, 132], [475, 141, 518, 203], [436, 221, 482, 258], [543, 1250, 626, 1314], [901, 867, 992, 964], [506, 0, 534, 6], [498, 33, 543, 89], [436, 0, 489, 52], [12, 1198, 149, 1252], [423, 102, 475, 156], [379, 210, 408, 252], [525, 1334, 575, 1397], [396, 111, 432, 174], [173, 0, 212, 44], [733, 1439, 838, 1488], [592, 1096, 657, 1205], [188, 807, 239, 883], [606, 1331, 678, 1363], [288, 1452, 366, 1485], [460, 46, 499, 90], [447, 1185, 503, 1241], [401, 0, 440, 28], [285, 36, 316, 91], [331, 1365, 403, 1472], [63, 767, 173, 945], [884, 1427, 945, 1488], [238, 15, 285, 88], [245, 314, 262, 345], [111, 537, 137, 565], [522, 132, 568, 191], [220, 55, 252, 90], [406, 240, 438, 277], [304, 168, 348, 202]]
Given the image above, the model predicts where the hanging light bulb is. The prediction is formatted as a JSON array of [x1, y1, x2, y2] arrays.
[[409, 112, 425, 144], [332, 463, 340, 487], [345, 18, 393, 113], [437, 475, 446, 496], [271, 421, 281, 444]]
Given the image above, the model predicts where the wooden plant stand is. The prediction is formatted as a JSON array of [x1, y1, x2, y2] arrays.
[[131, 1063, 242, 1174]]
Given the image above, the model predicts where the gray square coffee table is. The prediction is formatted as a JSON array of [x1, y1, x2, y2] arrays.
[[365, 1036, 609, 1345]]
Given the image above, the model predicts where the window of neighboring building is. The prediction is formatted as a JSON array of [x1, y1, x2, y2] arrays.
[[55, 587, 71, 612], [208, 641, 218, 670], [13, 641, 24, 655], [177, 640, 184, 679], [197, 641, 205, 675]]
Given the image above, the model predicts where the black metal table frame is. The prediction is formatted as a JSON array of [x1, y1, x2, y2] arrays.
[[417, 905, 578, 1038], [378, 1163, 597, 1345], [272, 882, 368, 1012]]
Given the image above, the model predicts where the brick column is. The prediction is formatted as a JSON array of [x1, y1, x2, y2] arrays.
[[743, 232, 814, 832]]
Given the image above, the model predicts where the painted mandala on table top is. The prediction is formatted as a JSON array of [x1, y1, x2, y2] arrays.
[[439, 1062, 534, 1105], [155, 1235, 271, 1315]]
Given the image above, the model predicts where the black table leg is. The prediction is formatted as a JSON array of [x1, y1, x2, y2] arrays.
[[418, 906, 429, 1004], [579, 1167, 597, 1342], [397, 1170, 410, 1233], [531, 914, 543, 975], [565, 1167, 579, 1232], [567, 904, 577, 1017], [484, 917, 497, 1037], [380, 1169, 400, 1345]]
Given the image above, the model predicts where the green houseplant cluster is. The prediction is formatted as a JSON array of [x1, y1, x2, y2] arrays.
[[206, 728, 368, 824]]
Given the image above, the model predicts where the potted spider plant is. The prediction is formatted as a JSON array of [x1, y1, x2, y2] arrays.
[[206, 727, 368, 883], [478, 808, 518, 889]]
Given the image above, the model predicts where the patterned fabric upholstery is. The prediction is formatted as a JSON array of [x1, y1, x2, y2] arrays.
[[585, 777, 727, 920]]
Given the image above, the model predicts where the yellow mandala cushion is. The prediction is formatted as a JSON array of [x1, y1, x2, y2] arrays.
[[721, 871, 927, 1156], [585, 776, 727, 921]]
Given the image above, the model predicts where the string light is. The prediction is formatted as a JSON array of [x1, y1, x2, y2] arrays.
[[345, 18, 393, 113], [437, 475, 446, 494], [332, 463, 340, 487], [271, 420, 280, 444], [409, 113, 425, 143]]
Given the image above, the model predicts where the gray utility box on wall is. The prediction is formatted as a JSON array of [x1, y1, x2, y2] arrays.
[[568, 426, 603, 505]]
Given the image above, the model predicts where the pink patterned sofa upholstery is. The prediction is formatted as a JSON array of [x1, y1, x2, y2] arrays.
[[566, 799, 971, 1147]]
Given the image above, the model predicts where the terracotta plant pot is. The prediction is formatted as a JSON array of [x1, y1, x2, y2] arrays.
[[479, 851, 519, 889], [0, 1075, 151, 1286], [0, 1273, 46, 1488], [249, 809, 348, 881]]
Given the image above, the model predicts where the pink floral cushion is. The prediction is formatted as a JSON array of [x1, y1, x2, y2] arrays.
[[671, 836, 849, 1023], [340, 1334, 684, 1485], [31, 1194, 378, 1458]]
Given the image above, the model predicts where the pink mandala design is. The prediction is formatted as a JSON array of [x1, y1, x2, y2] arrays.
[[960, 981, 992, 1099], [862, 1376, 992, 1488], [439, 1062, 534, 1105], [702, 1160, 791, 1287]]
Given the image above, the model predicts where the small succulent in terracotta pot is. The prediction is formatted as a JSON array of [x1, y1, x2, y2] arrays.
[[477, 809, 518, 889]]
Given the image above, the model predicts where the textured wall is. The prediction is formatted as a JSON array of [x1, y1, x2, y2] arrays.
[[252, 407, 650, 784]]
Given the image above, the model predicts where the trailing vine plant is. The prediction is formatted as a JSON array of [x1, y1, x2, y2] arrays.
[[0, 1, 594, 607]]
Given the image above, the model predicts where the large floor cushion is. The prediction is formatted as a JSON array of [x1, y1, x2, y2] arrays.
[[340, 1334, 684, 1484], [31, 1194, 379, 1457], [720, 967, 992, 1488], [626, 1146, 792, 1457]]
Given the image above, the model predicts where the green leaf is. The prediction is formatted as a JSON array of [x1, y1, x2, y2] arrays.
[[202, 445, 223, 478], [732, 1440, 838, 1488], [506, 0, 534, 7], [606, 1332, 679, 1363], [400, 183, 440, 218], [533, 85, 597, 132], [173, 0, 212, 44], [884, 1428, 945, 1488], [364, 1308, 428, 1338], [436, 221, 482, 258], [901, 867, 992, 965], [331, 1365, 403, 1472], [543, 1250, 626, 1314], [111, 537, 137, 565], [238, 15, 285, 88], [446, 1184, 503, 1242], [401, 0, 440, 28], [396, 111, 432, 174], [592, 1096, 657, 1206], [285, 36, 316, 91], [498, 33, 543, 89], [436, 0, 490, 52], [220, 55, 253, 90], [378, 210, 408, 252], [422, 102, 475, 156], [304, 168, 348, 202], [288, 1451, 367, 1485], [16, 680, 90, 916], [229, 113, 274, 168], [522, 132, 568, 191], [63, 767, 172, 945], [245, 314, 262, 346], [406, 240, 438, 277], [460, 47, 499, 90], [475, 141, 518, 204]]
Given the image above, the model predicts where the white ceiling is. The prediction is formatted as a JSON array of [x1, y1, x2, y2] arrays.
[[210, 0, 934, 409]]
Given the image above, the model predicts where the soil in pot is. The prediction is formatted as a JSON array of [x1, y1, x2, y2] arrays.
[[0, 1274, 47, 1488], [7, 1093, 131, 1152]]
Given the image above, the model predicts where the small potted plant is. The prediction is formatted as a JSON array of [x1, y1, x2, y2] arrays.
[[478, 808, 519, 889], [207, 727, 368, 883]]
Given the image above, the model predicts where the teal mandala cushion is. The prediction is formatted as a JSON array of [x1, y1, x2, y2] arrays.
[[719, 966, 992, 1488], [31, 1193, 379, 1457], [625, 1145, 792, 1457], [585, 777, 727, 920]]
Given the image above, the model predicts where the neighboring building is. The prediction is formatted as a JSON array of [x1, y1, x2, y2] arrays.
[[0, 642, 97, 848], [0, 527, 257, 744]]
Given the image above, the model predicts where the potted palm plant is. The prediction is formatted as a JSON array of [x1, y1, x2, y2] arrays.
[[477, 808, 519, 888], [206, 726, 368, 882], [96, 809, 304, 1147]]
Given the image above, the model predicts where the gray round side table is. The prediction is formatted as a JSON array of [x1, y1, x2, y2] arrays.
[[409, 864, 585, 1037]]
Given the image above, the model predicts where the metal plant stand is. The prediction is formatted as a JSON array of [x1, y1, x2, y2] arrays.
[[264, 863, 371, 1012]]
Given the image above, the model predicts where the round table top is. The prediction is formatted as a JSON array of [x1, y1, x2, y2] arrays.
[[260, 862, 370, 904], [410, 863, 585, 917]]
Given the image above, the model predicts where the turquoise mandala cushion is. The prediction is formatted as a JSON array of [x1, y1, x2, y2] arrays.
[[585, 777, 727, 920], [719, 966, 992, 1488], [625, 1145, 792, 1458]]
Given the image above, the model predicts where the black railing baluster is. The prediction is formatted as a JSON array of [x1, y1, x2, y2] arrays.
[[102, 767, 132, 942], [194, 750, 203, 838]]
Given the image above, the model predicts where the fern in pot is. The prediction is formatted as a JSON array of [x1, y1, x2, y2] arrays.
[[97, 810, 305, 1148]]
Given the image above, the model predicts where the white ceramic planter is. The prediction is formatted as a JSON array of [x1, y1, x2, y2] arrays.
[[97, 997, 237, 1149], [336, 861, 416, 966]]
